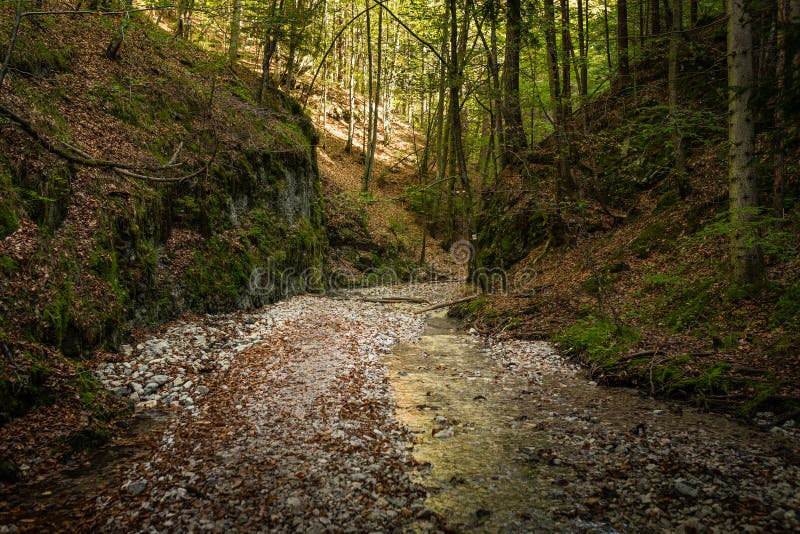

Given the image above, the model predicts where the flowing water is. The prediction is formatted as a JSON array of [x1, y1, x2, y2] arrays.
[[388, 311, 799, 532], [389, 312, 570, 532]]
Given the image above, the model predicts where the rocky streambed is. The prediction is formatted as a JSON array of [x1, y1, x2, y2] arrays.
[[1, 282, 798, 532]]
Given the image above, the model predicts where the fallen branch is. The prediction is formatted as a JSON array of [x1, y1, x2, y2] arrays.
[[0, 102, 207, 182], [415, 294, 478, 313], [359, 297, 430, 304]]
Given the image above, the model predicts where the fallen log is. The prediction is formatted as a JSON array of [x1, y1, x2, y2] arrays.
[[415, 294, 479, 313], [359, 297, 431, 304]]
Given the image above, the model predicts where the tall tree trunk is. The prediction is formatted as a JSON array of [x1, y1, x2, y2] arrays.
[[501, 0, 527, 168], [258, 0, 283, 104], [577, 0, 588, 97], [105, 0, 132, 59], [663, 0, 673, 31], [384, 20, 401, 145], [321, 0, 329, 150], [690, 0, 698, 28], [669, 0, 687, 195], [559, 0, 573, 119], [364, 2, 382, 192], [176, 0, 195, 38], [651, 0, 661, 37], [228, 0, 243, 64], [363, 0, 375, 190], [486, 0, 504, 178], [773, 0, 800, 222], [639, 0, 646, 48], [445, 0, 473, 249], [603, 0, 613, 70], [345, 0, 356, 152], [618, 0, 631, 80], [727, 0, 762, 283], [543, 0, 569, 243], [435, 10, 450, 187]]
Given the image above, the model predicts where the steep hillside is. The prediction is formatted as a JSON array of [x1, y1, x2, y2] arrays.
[[0, 7, 324, 478], [308, 82, 458, 283], [457, 23, 800, 421]]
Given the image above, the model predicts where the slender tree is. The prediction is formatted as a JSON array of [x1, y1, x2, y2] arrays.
[[668, 0, 686, 194], [501, 0, 527, 167], [229, 0, 243, 64], [618, 0, 631, 80], [727, 0, 762, 283]]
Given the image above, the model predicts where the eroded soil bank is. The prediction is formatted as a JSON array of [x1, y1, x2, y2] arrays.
[[1, 283, 798, 533]]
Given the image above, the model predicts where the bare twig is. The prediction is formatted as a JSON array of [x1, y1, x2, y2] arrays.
[[0, 0, 23, 90], [415, 294, 478, 313], [0, 103, 206, 182]]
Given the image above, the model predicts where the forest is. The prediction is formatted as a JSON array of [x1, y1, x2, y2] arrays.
[[1, 0, 799, 531]]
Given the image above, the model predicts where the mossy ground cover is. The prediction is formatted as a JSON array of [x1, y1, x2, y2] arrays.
[[0, 5, 327, 472], [449, 48, 799, 420]]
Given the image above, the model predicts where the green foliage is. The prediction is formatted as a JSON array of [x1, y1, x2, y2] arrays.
[[0, 352, 55, 427], [0, 255, 17, 276], [477, 203, 548, 269], [9, 32, 75, 78], [557, 317, 640, 364], [89, 81, 148, 127], [699, 210, 800, 262], [66, 424, 111, 452], [630, 221, 679, 258], [641, 272, 715, 331], [42, 277, 73, 348], [772, 280, 800, 330], [0, 197, 18, 239]]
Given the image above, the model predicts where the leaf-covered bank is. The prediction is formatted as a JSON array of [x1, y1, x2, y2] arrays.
[[0, 5, 325, 478]]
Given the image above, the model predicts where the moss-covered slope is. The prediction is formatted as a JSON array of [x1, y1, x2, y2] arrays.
[[0, 5, 325, 453]]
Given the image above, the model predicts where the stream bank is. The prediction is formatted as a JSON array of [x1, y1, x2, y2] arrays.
[[1, 283, 798, 532], [391, 310, 799, 532]]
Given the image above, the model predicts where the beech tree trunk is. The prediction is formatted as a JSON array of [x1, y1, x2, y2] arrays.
[[603, 0, 613, 70], [501, 0, 527, 167], [576, 0, 588, 97], [228, 0, 243, 64], [727, 0, 762, 283], [669, 0, 686, 194], [618, 0, 630, 80], [345, 0, 356, 152], [773, 0, 800, 222], [543, 0, 569, 243], [651, 0, 661, 36], [363, 0, 375, 191], [559, 0, 573, 118]]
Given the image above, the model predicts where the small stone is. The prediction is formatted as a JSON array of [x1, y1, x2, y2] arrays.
[[129, 392, 140, 402], [135, 400, 158, 411], [126, 479, 147, 495], [433, 427, 454, 439], [674, 481, 699, 499], [112, 386, 129, 398], [771, 509, 786, 522], [151, 374, 170, 385], [197, 386, 210, 395], [183, 380, 193, 390]]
